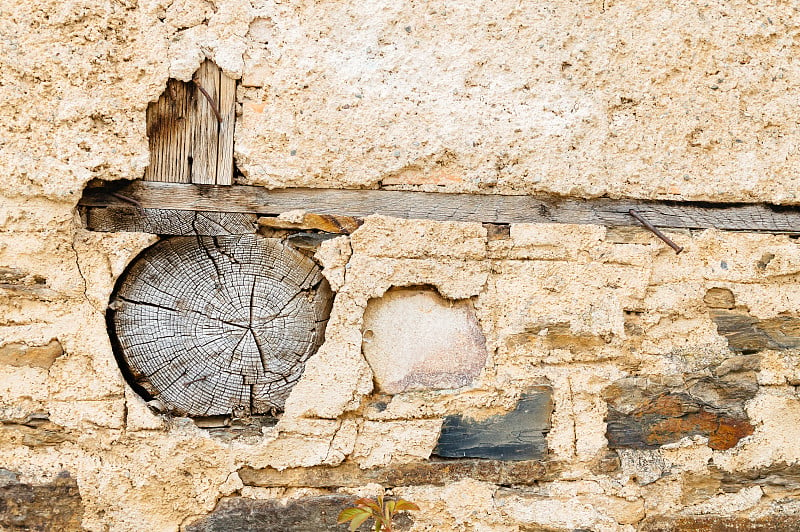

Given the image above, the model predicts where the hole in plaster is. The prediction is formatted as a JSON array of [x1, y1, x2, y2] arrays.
[[79, 60, 341, 432]]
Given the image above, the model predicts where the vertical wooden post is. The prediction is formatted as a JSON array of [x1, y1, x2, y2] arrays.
[[143, 60, 235, 186]]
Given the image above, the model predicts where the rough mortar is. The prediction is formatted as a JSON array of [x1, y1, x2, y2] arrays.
[[3, 0, 800, 530]]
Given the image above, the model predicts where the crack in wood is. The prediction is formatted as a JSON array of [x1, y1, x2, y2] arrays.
[[110, 235, 333, 416]]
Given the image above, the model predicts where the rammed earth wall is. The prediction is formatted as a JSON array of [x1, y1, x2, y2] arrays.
[[3, 1, 800, 530]]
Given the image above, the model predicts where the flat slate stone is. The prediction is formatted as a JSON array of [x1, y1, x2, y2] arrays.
[[238, 458, 560, 488], [711, 309, 800, 352], [641, 515, 800, 532], [0, 471, 83, 532], [186, 495, 412, 532], [604, 375, 757, 451], [433, 387, 553, 461]]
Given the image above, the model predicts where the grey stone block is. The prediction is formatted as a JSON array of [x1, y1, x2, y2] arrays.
[[434, 387, 553, 461]]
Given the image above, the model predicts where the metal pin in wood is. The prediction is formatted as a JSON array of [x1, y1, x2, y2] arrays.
[[628, 209, 684, 254], [193, 80, 223, 123]]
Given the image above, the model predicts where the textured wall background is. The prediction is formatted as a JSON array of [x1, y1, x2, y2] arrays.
[[3, 0, 800, 530]]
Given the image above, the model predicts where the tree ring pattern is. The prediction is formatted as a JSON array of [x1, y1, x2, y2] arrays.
[[109, 235, 332, 416]]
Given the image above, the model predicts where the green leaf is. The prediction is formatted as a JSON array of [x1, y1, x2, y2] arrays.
[[338, 507, 367, 524], [355, 498, 382, 513], [384, 500, 396, 515], [394, 500, 420, 512], [348, 512, 371, 531]]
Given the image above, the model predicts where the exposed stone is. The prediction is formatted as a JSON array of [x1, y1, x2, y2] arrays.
[[710, 461, 800, 490], [361, 288, 488, 394], [257, 213, 363, 234], [680, 472, 724, 507], [711, 309, 800, 352], [185, 495, 409, 532], [704, 288, 736, 309], [617, 449, 670, 485], [434, 387, 553, 460], [0, 421, 73, 447], [505, 322, 608, 352], [0, 340, 63, 369], [687, 486, 763, 515], [239, 459, 561, 488], [483, 223, 511, 241], [0, 470, 18, 488], [604, 375, 757, 451], [0, 281, 60, 299], [713, 354, 762, 377], [0, 471, 83, 531], [0, 267, 46, 286], [640, 515, 800, 532], [591, 450, 622, 475], [604, 226, 653, 244], [285, 232, 342, 253]]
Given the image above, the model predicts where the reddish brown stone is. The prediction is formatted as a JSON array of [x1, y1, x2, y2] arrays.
[[645, 409, 753, 451], [604, 374, 757, 451]]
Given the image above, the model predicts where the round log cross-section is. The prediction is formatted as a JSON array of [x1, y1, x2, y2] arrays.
[[109, 235, 332, 416]]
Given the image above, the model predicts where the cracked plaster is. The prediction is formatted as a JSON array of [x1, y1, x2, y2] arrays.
[[3, 0, 800, 530]]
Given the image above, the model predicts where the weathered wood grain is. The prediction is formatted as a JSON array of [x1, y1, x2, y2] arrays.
[[80, 181, 800, 233], [109, 235, 332, 416], [215, 65, 236, 186], [142, 61, 235, 186], [143, 80, 192, 183], [84, 207, 256, 235]]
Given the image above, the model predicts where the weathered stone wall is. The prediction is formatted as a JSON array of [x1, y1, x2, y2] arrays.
[[3, 0, 800, 530]]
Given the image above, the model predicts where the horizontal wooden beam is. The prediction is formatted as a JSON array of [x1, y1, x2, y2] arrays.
[[82, 207, 256, 235], [79, 181, 800, 234]]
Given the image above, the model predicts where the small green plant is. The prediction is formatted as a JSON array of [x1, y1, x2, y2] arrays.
[[337, 494, 419, 532]]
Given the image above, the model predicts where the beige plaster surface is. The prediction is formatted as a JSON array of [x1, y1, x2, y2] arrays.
[[3, 0, 800, 530]]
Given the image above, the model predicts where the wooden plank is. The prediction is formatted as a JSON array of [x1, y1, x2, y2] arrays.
[[83, 207, 256, 235], [191, 60, 236, 185], [80, 181, 800, 234], [191, 60, 219, 185], [143, 80, 193, 183], [143, 61, 236, 186], [216, 67, 236, 185]]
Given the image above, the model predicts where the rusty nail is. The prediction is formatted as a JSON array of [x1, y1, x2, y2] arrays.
[[193, 80, 223, 123], [628, 209, 684, 254], [110, 192, 143, 210]]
